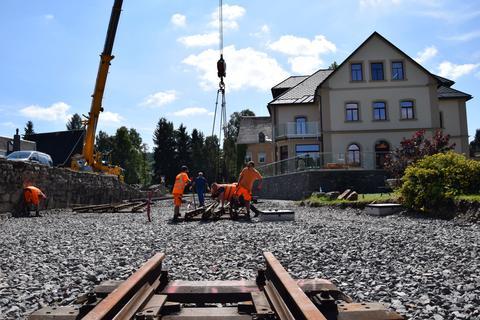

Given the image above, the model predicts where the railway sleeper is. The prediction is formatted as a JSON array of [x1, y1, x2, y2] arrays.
[[28, 252, 403, 320]]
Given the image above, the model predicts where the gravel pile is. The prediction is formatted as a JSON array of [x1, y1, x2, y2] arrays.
[[0, 200, 478, 320]]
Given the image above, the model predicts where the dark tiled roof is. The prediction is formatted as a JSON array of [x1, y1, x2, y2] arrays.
[[237, 116, 272, 144], [437, 86, 472, 100], [433, 75, 455, 87], [272, 76, 309, 89], [269, 69, 333, 105]]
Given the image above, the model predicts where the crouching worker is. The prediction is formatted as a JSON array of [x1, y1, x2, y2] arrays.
[[23, 186, 47, 217], [210, 182, 237, 209], [172, 165, 191, 221]]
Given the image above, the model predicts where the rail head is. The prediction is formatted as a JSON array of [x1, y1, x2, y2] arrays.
[[263, 252, 328, 320], [83, 252, 165, 320]]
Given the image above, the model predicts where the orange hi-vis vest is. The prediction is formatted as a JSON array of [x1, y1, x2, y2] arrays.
[[172, 172, 190, 195], [222, 183, 237, 201], [24, 186, 45, 206]]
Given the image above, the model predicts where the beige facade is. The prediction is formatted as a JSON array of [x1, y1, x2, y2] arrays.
[[245, 143, 274, 166], [263, 32, 471, 169], [237, 33, 472, 170]]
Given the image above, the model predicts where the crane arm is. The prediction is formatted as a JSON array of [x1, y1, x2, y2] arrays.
[[83, 0, 123, 165]]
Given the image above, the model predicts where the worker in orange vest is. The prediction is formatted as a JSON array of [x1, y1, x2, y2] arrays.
[[172, 165, 191, 221], [210, 182, 237, 209], [23, 186, 47, 217], [236, 161, 262, 217]]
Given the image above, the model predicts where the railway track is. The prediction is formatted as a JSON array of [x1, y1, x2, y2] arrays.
[[29, 253, 403, 320]]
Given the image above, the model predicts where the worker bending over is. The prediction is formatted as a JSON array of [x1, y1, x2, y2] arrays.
[[236, 161, 262, 217], [172, 165, 191, 221], [23, 186, 47, 217], [210, 182, 237, 208]]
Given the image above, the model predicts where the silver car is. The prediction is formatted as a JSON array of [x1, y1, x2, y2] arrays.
[[6, 151, 53, 167]]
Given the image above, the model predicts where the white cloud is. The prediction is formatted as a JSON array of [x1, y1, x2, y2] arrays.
[[172, 107, 212, 117], [438, 61, 480, 80], [269, 35, 336, 57], [269, 35, 336, 73], [288, 56, 323, 74], [208, 4, 246, 30], [178, 33, 219, 47], [100, 111, 123, 123], [251, 24, 270, 38], [442, 30, 480, 42], [420, 9, 480, 23], [20, 102, 70, 121], [141, 90, 177, 107], [171, 13, 186, 27], [44, 14, 54, 20], [414, 46, 438, 63], [182, 45, 289, 91]]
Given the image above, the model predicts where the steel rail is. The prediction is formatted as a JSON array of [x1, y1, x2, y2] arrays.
[[83, 252, 165, 320], [263, 252, 327, 320]]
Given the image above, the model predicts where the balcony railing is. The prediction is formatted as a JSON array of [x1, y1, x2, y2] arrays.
[[275, 121, 320, 138], [257, 152, 391, 177]]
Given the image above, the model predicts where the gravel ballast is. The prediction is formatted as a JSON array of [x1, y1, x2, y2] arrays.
[[0, 200, 478, 320]]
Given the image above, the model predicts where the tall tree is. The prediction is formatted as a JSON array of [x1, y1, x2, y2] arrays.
[[223, 109, 255, 180], [204, 135, 220, 182], [95, 130, 114, 154], [66, 113, 83, 130], [469, 129, 480, 157], [328, 61, 339, 70], [190, 129, 207, 177], [111, 126, 142, 184], [24, 120, 35, 138], [174, 124, 192, 170], [153, 118, 176, 186]]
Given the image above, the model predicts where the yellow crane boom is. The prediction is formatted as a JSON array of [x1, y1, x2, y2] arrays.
[[72, 0, 123, 180]]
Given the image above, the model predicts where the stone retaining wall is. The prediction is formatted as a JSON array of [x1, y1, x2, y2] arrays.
[[256, 170, 388, 200], [0, 159, 144, 214]]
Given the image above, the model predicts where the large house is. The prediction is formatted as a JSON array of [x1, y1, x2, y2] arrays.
[[238, 32, 472, 173]]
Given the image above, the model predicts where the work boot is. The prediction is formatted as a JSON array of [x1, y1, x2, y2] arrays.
[[173, 207, 180, 222]]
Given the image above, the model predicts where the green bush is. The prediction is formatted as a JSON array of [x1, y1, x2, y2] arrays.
[[400, 152, 480, 211]]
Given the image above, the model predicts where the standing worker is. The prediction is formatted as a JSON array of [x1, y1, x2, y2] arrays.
[[172, 165, 191, 221], [23, 186, 47, 217], [236, 161, 262, 217], [192, 172, 209, 207]]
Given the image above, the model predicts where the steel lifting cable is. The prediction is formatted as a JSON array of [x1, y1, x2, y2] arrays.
[[211, 0, 227, 181]]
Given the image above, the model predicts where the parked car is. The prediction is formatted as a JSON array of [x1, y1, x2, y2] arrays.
[[6, 151, 53, 167]]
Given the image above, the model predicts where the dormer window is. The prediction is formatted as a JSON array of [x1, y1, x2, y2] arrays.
[[392, 61, 404, 80], [371, 62, 384, 80], [351, 63, 363, 81]]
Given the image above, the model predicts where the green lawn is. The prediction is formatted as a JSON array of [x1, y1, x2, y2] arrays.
[[306, 192, 399, 206], [455, 194, 480, 202]]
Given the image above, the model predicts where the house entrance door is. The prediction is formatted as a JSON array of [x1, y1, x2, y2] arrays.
[[375, 141, 390, 169]]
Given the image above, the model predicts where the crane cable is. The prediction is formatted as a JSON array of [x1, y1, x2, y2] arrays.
[[211, 0, 227, 182]]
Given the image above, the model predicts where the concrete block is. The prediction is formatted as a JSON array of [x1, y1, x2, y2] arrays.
[[365, 203, 402, 216], [259, 209, 295, 222]]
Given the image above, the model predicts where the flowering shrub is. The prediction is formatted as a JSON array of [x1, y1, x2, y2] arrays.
[[384, 129, 455, 178]]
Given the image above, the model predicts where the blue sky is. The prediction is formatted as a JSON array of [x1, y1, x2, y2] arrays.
[[1, 0, 479, 149]]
